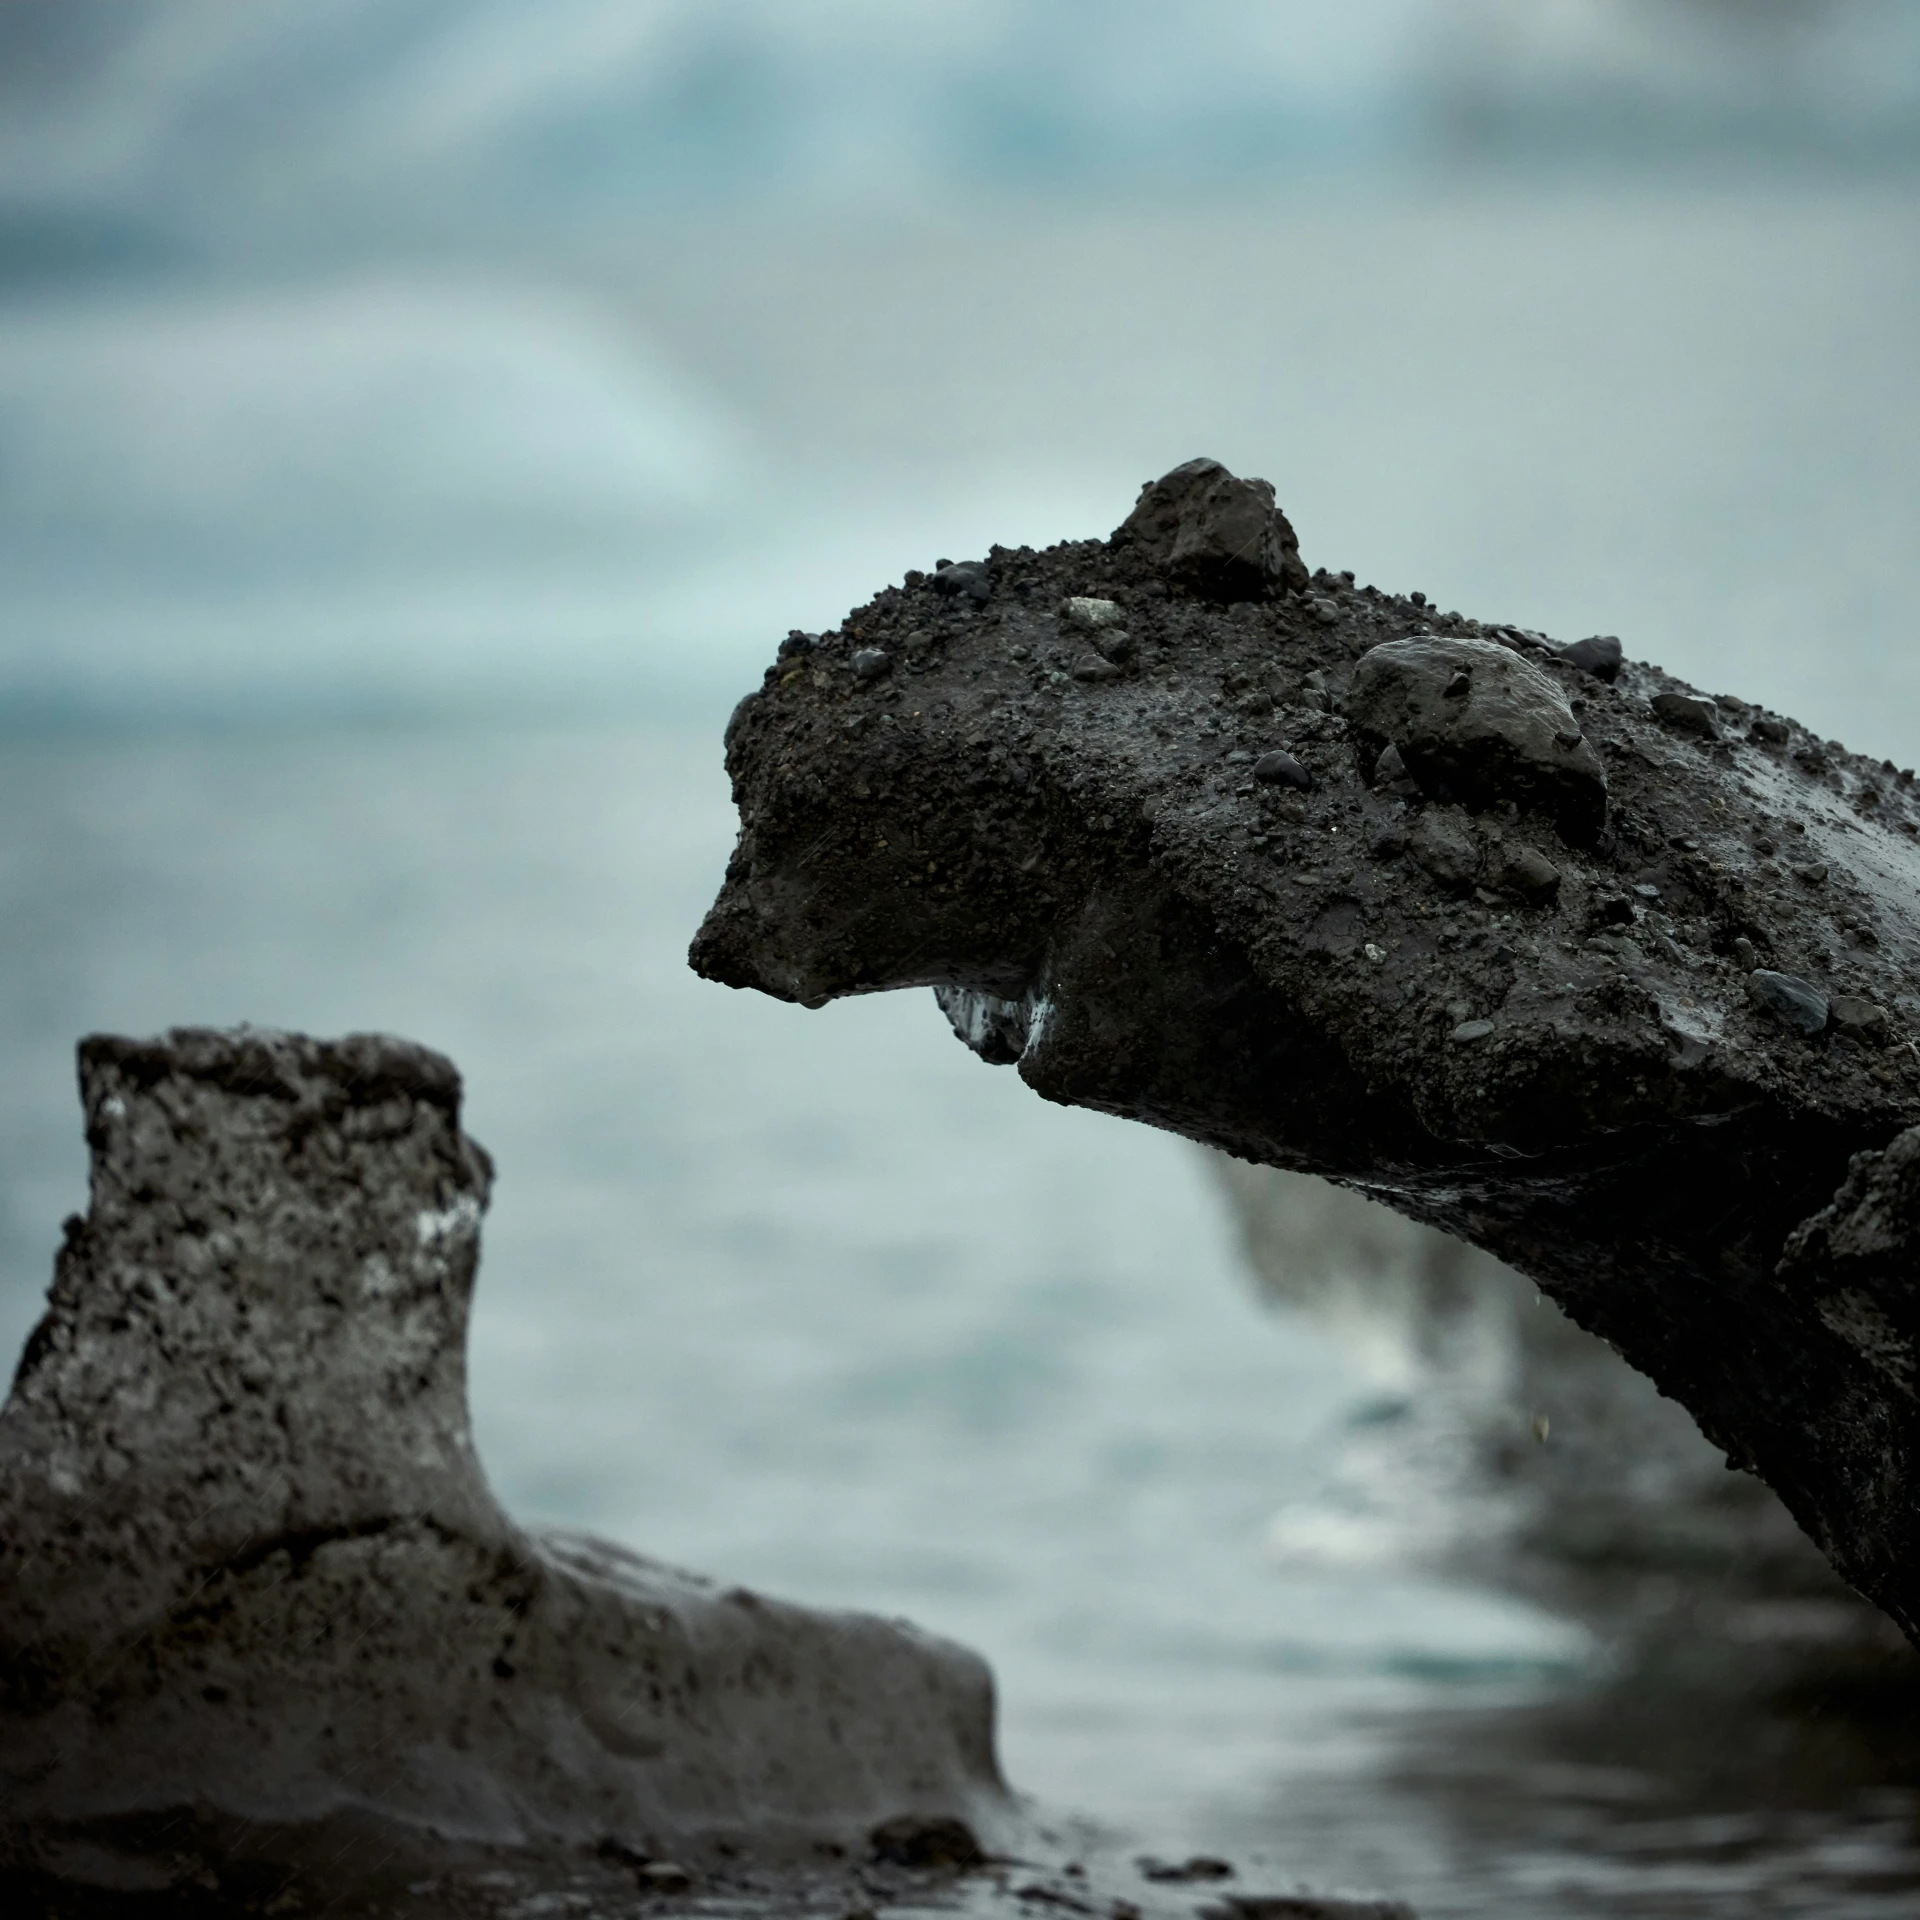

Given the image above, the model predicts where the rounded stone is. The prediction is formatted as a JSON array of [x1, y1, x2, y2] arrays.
[[1561, 634, 1623, 682], [1345, 637, 1608, 845], [1652, 690, 1720, 738], [1254, 750, 1313, 790], [1747, 969, 1830, 1036]]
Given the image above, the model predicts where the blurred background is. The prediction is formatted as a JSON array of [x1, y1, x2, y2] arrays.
[[3, 4, 1920, 1913]]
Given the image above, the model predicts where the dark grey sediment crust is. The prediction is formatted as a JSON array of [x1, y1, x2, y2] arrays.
[[0, 1029, 1018, 1910], [693, 457, 1920, 1648]]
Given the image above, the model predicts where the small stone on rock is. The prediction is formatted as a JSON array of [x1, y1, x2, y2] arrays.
[[1254, 751, 1313, 790], [1063, 596, 1125, 630], [1748, 969, 1829, 1036], [1497, 846, 1562, 904], [1372, 743, 1406, 786], [869, 1815, 984, 1871], [1113, 457, 1307, 600], [852, 648, 891, 681], [1452, 1020, 1496, 1043], [1345, 636, 1608, 844], [1561, 634, 1623, 682], [932, 562, 991, 603], [1409, 810, 1480, 892], [1652, 691, 1720, 738], [1830, 995, 1891, 1045], [1073, 658, 1124, 683], [639, 1863, 693, 1893], [1750, 715, 1791, 744]]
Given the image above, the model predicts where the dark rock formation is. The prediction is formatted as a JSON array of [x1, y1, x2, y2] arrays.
[[692, 458, 1920, 1648], [1112, 457, 1308, 602], [0, 1029, 1008, 1901]]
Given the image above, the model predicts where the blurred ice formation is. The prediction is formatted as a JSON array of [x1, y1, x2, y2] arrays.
[[1427, 0, 1920, 162], [1208, 1152, 1861, 1631]]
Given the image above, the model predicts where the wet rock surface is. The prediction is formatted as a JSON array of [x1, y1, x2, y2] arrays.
[[0, 1030, 1010, 1909], [693, 458, 1920, 1649], [1345, 636, 1608, 845]]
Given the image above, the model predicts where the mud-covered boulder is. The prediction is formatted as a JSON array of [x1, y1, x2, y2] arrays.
[[1112, 455, 1308, 600], [1345, 636, 1608, 845]]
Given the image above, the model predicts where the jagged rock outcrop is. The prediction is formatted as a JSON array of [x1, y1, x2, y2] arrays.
[[692, 458, 1920, 1648], [0, 1029, 1008, 1900]]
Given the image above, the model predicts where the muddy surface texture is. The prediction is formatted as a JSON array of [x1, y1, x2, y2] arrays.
[[0, 1030, 1013, 1909], [692, 457, 1920, 1649]]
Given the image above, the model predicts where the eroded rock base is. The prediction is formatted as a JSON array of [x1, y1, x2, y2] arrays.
[[0, 1031, 1008, 1902]]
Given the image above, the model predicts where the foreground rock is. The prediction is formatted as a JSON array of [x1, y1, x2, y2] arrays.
[[0, 1029, 1008, 1905], [694, 460, 1920, 1647]]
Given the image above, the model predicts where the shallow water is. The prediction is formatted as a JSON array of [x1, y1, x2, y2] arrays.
[[5, 179, 1920, 1913]]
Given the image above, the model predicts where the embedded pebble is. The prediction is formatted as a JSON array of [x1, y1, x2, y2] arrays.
[[639, 1863, 693, 1893], [1652, 691, 1720, 738], [1072, 658, 1123, 683], [1748, 969, 1829, 1036], [1751, 715, 1791, 744], [1830, 995, 1892, 1045], [1114, 457, 1306, 599], [1062, 595, 1125, 630], [1561, 634, 1623, 681], [1254, 750, 1313, 790], [1345, 636, 1608, 844], [1372, 743, 1407, 786], [851, 648, 891, 681], [1451, 1019, 1496, 1043], [1409, 810, 1480, 892], [1495, 845, 1562, 904]]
